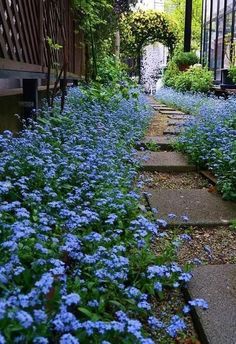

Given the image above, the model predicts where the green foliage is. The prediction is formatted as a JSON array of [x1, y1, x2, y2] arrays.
[[163, 61, 180, 88], [164, 60, 213, 93], [72, 0, 113, 32], [172, 51, 199, 68], [96, 55, 128, 84], [81, 56, 138, 106], [120, 10, 178, 56], [46, 37, 63, 50], [174, 65, 213, 92], [71, 0, 139, 80], [228, 65, 236, 84]]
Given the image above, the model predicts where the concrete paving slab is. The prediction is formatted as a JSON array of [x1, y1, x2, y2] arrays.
[[143, 135, 175, 150], [163, 126, 183, 135], [168, 119, 186, 126], [137, 152, 196, 172], [186, 265, 236, 344], [160, 110, 185, 115], [167, 114, 193, 120], [146, 189, 236, 226], [138, 136, 176, 150], [154, 106, 174, 111]]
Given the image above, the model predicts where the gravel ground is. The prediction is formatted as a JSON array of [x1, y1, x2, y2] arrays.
[[150, 225, 236, 343], [149, 234, 201, 344], [146, 114, 169, 136], [150, 291, 200, 344], [139, 172, 212, 190], [177, 226, 236, 265]]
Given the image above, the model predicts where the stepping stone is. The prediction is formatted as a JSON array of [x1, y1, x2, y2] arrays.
[[145, 189, 236, 226], [160, 110, 185, 115], [200, 170, 217, 185], [168, 119, 186, 126], [168, 114, 193, 120], [186, 264, 236, 344], [139, 136, 176, 150], [153, 106, 174, 111], [137, 152, 195, 172], [163, 126, 183, 135]]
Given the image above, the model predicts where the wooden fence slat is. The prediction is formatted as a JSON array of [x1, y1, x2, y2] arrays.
[[11, 0, 30, 63], [16, 0, 35, 63], [20, 0, 38, 64]]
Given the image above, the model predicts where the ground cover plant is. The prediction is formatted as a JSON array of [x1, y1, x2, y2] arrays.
[[0, 84, 209, 343], [156, 87, 236, 200]]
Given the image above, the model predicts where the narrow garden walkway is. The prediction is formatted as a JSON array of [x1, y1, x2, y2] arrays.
[[138, 96, 236, 344]]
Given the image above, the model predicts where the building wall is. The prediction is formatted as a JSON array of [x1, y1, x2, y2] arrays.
[[202, 0, 236, 82]]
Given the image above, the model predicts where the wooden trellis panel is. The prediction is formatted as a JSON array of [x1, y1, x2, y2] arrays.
[[0, 0, 85, 78]]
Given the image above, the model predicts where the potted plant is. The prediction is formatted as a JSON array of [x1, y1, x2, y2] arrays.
[[172, 51, 199, 71]]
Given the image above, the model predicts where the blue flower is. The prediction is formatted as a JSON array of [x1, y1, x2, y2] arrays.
[[33, 337, 49, 344], [0, 334, 5, 344], [14, 310, 33, 329], [59, 334, 80, 344], [166, 315, 186, 337], [87, 299, 99, 308], [148, 316, 164, 329], [189, 298, 208, 309], [63, 293, 81, 306], [35, 273, 54, 294]]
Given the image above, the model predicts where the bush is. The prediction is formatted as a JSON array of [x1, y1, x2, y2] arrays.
[[228, 65, 236, 84], [172, 52, 199, 68], [96, 55, 128, 84], [174, 65, 213, 93], [163, 61, 180, 88]]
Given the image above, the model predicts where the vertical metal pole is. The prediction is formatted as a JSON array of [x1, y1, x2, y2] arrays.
[[200, 0, 205, 64], [184, 0, 193, 52], [214, 0, 220, 79], [208, 0, 213, 68]]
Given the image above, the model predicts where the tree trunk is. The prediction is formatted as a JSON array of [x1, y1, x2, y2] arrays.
[[115, 30, 120, 60], [85, 43, 90, 83], [137, 51, 142, 84]]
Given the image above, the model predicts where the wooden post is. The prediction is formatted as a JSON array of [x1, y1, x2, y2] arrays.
[[23, 79, 38, 122], [184, 0, 193, 52], [73, 79, 79, 87]]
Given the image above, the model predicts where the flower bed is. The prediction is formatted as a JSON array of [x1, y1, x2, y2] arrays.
[[0, 87, 204, 343], [156, 87, 236, 200]]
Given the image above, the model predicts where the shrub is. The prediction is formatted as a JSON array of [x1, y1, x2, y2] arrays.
[[163, 61, 180, 88], [228, 65, 236, 84], [172, 52, 199, 69], [174, 65, 213, 93], [96, 55, 128, 84]]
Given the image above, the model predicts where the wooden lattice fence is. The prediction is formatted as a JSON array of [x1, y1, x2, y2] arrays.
[[0, 0, 85, 78]]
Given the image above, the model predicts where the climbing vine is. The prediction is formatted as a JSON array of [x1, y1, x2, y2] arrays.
[[120, 10, 178, 80]]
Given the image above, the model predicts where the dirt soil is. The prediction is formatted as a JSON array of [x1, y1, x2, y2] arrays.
[[139, 172, 212, 190]]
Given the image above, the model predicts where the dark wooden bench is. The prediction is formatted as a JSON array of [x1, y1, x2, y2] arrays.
[[209, 86, 236, 99]]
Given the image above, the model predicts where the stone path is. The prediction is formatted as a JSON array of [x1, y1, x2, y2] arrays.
[[139, 96, 236, 344], [186, 265, 236, 344], [137, 151, 196, 172]]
